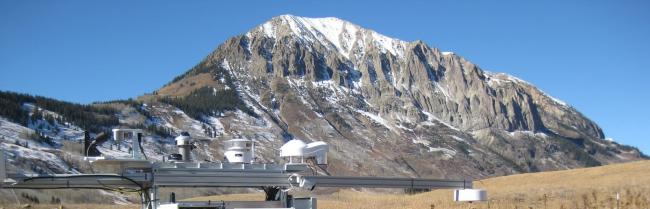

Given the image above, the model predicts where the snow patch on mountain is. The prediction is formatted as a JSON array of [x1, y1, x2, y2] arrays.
[[507, 130, 549, 138], [355, 109, 396, 133], [449, 135, 466, 142], [428, 147, 457, 159], [22, 103, 85, 142], [254, 15, 409, 59], [411, 136, 456, 159], [356, 110, 388, 126]]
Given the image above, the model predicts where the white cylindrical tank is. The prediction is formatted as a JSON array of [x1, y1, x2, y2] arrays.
[[175, 132, 193, 162], [224, 138, 253, 163], [453, 189, 487, 202]]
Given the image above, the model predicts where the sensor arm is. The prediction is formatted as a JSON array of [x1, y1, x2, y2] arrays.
[[296, 175, 471, 190]]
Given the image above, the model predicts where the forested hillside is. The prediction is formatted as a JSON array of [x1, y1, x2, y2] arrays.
[[0, 91, 119, 132]]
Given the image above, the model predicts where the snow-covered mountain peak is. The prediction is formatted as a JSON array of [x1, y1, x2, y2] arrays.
[[249, 14, 409, 59]]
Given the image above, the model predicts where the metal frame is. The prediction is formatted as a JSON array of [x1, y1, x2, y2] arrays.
[[1, 149, 475, 209]]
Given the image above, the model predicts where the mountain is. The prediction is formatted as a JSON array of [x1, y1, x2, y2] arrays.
[[146, 15, 645, 177], [0, 15, 646, 193]]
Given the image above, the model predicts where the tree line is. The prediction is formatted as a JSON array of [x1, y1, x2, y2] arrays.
[[0, 91, 119, 132]]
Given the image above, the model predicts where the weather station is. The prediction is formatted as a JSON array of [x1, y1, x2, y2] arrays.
[[1, 129, 487, 209]]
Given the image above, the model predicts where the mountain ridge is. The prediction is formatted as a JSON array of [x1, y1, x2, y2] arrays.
[[149, 15, 644, 177]]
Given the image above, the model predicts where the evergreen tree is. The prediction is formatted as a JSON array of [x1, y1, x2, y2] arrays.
[[160, 87, 256, 120]]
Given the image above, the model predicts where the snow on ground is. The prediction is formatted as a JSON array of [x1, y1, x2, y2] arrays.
[[22, 103, 85, 142], [0, 117, 56, 151], [428, 147, 457, 159], [395, 123, 414, 133], [260, 21, 277, 38], [310, 79, 345, 103], [392, 112, 415, 124], [203, 116, 225, 136], [98, 190, 131, 205], [139, 104, 231, 162], [147, 104, 209, 137], [250, 15, 412, 60], [354, 109, 397, 134], [370, 31, 406, 58], [1, 117, 144, 204], [449, 135, 466, 142], [0, 117, 75, 173], [411, 137, 431, 147], [434, 83, 452, 100], [28, 118, 85, 142], [221, 59, 231, 71], [411, 135, 456, 160], [506, 130, 549, 138], [95, 145, 132, 159], [0, 142, 75, 174], [275, 15, 408, 59]]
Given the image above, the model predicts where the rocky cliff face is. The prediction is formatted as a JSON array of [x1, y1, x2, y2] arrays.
[[153, 15, 644, 178]]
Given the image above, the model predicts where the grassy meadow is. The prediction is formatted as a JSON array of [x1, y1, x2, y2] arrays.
[[189, 160, 650, 209]]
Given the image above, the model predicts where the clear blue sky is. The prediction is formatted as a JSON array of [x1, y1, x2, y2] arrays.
[[1, 0, 648, 154]]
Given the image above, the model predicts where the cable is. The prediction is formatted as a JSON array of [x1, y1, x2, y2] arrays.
[[9, 186, 135, 191], [86, 142, 95, 157], [96, 179, 143, 193], [14, 175, 148, 208], [23, 174, 143, 189]]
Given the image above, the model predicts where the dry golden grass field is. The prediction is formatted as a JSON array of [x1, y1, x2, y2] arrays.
[[2, 160, 649, 209]]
